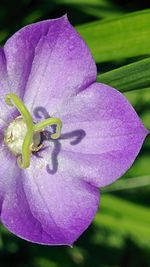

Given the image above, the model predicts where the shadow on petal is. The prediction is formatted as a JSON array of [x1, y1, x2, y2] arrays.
[[33, 106, 50, 119], [33, 106, 86, 174], [46, 140, 61, 174]]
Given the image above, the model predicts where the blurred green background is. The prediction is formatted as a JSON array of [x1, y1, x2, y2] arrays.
[[0, 1, 150, 267]]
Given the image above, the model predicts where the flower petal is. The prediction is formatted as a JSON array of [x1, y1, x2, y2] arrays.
[[0, 49, 18, 121], [0, 48, 8, 94], [0, 149, 19, 211], [53, 83, 148, 187], [1, 150, 99, 245], [9, 16, 97, 109], [4, 29, 34, 98], [2, 16, 96, 121]]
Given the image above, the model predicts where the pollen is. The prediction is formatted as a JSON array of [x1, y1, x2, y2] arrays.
[[4, 117, 41, 156]]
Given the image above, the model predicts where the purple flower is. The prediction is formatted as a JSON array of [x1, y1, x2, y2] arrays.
[[0, 16, 148, 246]]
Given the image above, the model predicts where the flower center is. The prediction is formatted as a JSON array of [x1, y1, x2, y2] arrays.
[[4, 93, 62, 169], [4, 117, 41, 155]]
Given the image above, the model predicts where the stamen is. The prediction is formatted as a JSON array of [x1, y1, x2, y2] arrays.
[[5, 93, 62, 169], [34, 118, 62, 139]]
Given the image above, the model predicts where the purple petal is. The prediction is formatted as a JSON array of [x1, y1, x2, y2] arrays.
[[0, 48, 8, 94], [4, 16, 96, 101], [0, 149, 99, 245], [2, 16, 96, 121], [52, 83, 148, 187], [0, 150, 18, 210], [10, 16, 97, 108], [0, 49, 17, 121]]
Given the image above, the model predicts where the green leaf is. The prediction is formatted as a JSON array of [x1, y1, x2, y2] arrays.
[[57, 0, 107, 5], [97, 57, 150, 92], [94, 194, 150, 248], [77, 10, 150, 62], [58, 0, 124, 19], [102, 176, 150, 192], [125, 87, 150, 128]]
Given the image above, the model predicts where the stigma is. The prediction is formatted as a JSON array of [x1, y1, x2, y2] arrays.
[[4, 93, 62, 169]]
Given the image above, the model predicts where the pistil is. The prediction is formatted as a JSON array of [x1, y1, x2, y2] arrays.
[[4, 93, 62, 169]]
